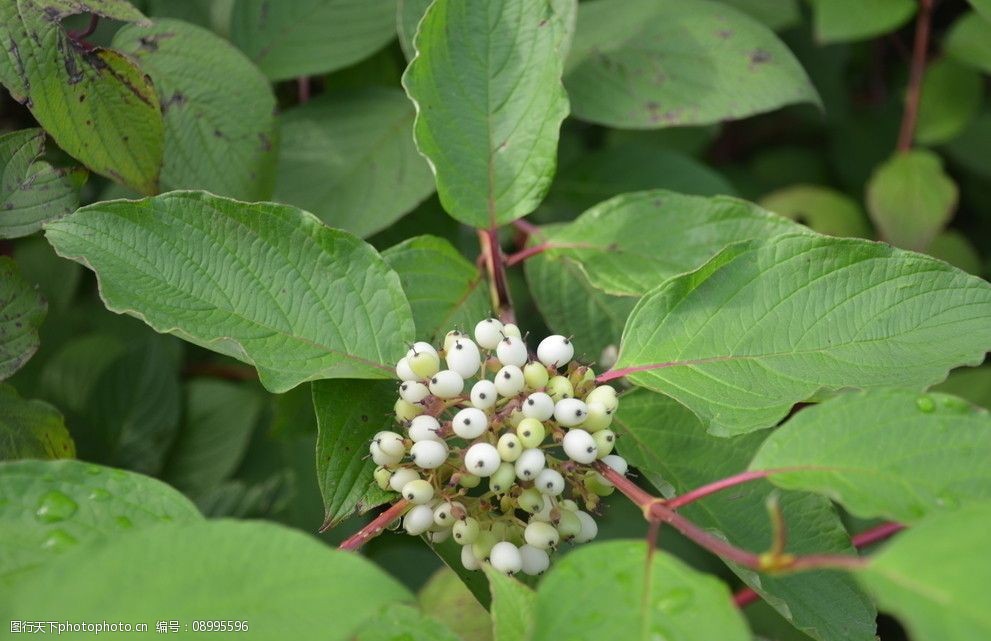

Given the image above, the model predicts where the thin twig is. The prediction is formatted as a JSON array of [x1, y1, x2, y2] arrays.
[[665, 470, 773, 509], [896, 0, 935, 152], [479, 228, 515, 323], [69, 14, 99, 40], [504, 242, 552, 267], [335, 499, 410, 547]]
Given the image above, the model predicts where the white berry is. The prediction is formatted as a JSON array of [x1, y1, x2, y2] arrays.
[[502, 323, 522, 338], [407, 341, 438, 360], [408, 415, 442, 442], [399, 381, 430, 404], [433, 501, 463, 527], [586, 385, 618, 412], [520, 545, 550, 576], [522, 392, 555, 421], [403, 504, 435, 535], [515, 448, 546, 481], [411, 440, 449, 469], [554, 398, 589, 427], [474, 318, 504, 350], [443, 330, 466, 352], [395, 357, 417, 381], [461, 543, 482, 570], [496, 336, 528, 367], [537, 335, 574, 368], [489, 541, 523, 574], [452, 407, 488, 439], [370, 445, 402, 467], [373, 431, 406, 458], [562, 428, 598, 464], [428, 370, 464, 399], [524, 520, 560, 550], [535, 468, 565, 495], [389, 468, 419, 493], [464, 443, 501, 476], [574, 510, 598, 543], [494, 365, 525, 397], [446, 338, 481, 378], [402, 479, 434, 504]]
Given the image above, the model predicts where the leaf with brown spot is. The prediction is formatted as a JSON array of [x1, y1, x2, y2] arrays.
[[0, 257, 47, 381]]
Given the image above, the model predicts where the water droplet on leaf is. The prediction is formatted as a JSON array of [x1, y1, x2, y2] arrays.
[[915, 396, 935, 413], [35, 491, 78, 523], [116, 515, 133, 529], [41, 529, 78, 552], [88, 488, 111, 501]]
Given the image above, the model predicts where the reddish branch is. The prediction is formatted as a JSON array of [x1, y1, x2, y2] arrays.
[[896, 0, 935, 152], [478, 228, 515, 324], [336, 499, 410, 548], [665, 470, 773, 509]]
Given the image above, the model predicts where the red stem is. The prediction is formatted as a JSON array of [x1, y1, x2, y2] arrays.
[[504, 242, 552, 267], [597, 363, 672, 383], [69, 14, 99, 40], [335, 499, 410, 548], [479, 228, 515, 324], [297, 77, 311, 104], [896, 0, 934, 152], [666, 470, 773, 509], [511, 219, 540, 237]]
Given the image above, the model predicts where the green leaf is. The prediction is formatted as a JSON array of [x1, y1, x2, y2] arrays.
[[419, 568, 494, 641], [926, 231, 984, 275], [867, 150, 958, 251], [355, 604, 464, 641], [113, 18, 277, 200], [44, 191, 415, 393], [540, 190, 802, 297], [915, 60, 983, 146], [0, 519, 412, 638], [274, 87, 435, 238], [398, 0, 433, 60], [162, 379, 263, 494], [403, 0, 571, 227], [0, 128, 84, 239], [0, 2, 163, 194], [531, 541, 751, 641], [720, 0, 801, 31], [564, 0, 819, 129], [383, 235, 490, 343], [313, 379, 396, 529], [0, 257, 46, 381], [0, 459, 201, 586], [230, 0, 397, 81], [11, 236, 81, 313], [934, 366, 991, 408], [425, 536, 492, 609], [946, 111, 991, 178], [0, 384, 74, 462], [750, 389, 991, 523], [615, 390, 877, 641], [857, 503, 991, 641], [968, 0, 991, 21], [945, 12, 991, 75], [759, 185, 872, 238], [614, 233, 991, 435], [808, 0, 915, 43], [484, 566, 535, 641]]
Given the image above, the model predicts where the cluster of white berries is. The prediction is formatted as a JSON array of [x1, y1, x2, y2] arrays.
[[369, 318, 628, 576]]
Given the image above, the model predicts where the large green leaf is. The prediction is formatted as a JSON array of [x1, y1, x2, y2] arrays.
[[44, 191, 415, 393], [857, 503, 991, 641], [0, 459, 201, 586], [113, 18, 277, 200], [383, 235, 490, 343], [564, 0, 819, 128], [355, 604, 464, 641], [0, 257, 46, 381], [531, 541, 751, 641], [915, 60, 983, 146], [721, 0, 801, 31], [968, 0, 991, 21], [162, 379, 263, 494], [419, 568, 494, 641], [540, 190, 802, 297], [945, 12, 991, 75], [397, 0, 433, 60], [751, 389, 991, 523], [403, 0, 571, 227], [230, 0, 397, 81], [615, 390, 877, 641], [0, 519, 411, 639], [808, 0, 915, 43], [484, 566, 536, 641], [613, 233, 991, 435], [0, 384, 74, 462], [0, 1, 163, 194], [867, 150, 958, 251], [759, 185, 872, 238], [274, 88, 434, 238], [313, 379, 396, 529], [0, 129, 84, 239]]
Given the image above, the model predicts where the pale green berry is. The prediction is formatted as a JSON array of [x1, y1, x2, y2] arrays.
[[470, 380, 497, 409], [407, 341, 438, 360], [595, 454, 628, 488], [464, 443, 501, 476], [524, 520, 560, 550], [489, 521, 512, 542], [502, 323, 522, 339], [574, 510, 598, 543], [395, 357, 417, 382], [402, 479, 435, 504], [517, 488, 544, 513], [410, 440, 449, 469], [516, 418, 546, 449], [496, 336, 528, 367], [586, 385, 618, 412], [458, 473, 481, 489], [556, 509, 582, 540], [584, 472, 615, 497], [409, 351, 440, 379], [490, 541, 523, 574], [452, 517, 480, 545], [461, 544, 481, 570], [531, 494, 554, 522], [472, 530, 497, 561], [535, 468, 565, 495], [446, 338, 482, 378], [582, 401, 613, 432], [408, 415, 442, 442], [370, 443, 403, 467], [433, 501, 463, 527], [497, 433, 523, 462], [452, 407, 488, 439], [374, 466, 393, 491], [374, 431, 406, 458], [489, 462, 516, 494], [399, 380, 430, 404], [559, 499, 580, 512], [592, 429, 616, 457], [394, 398, 423, 422], [523, 362, 550, 390], [546, 375, 574, 402]]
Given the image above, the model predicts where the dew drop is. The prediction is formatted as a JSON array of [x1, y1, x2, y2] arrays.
[[655, 587, 693, 613], [88, 488, 111, 502], [41, 529, 78, 552], [915, 396, 935, 413], [115, 515, 134, 529], [35, 491, 78, 523], [85, 465, 101, 475]]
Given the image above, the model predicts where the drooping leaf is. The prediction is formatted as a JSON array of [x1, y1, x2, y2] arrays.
[[113, 18, 277, 200], [0, 129, 84, 239], [867, 150, 958, 251], [613, 233, 991, 435], [0, 384, 74, 462], [312, 379, 397, 529], [531, 541, 751, 641], [539, 190, 802, 297], [0, 519, 412, 638], [564, 0, 819, 128], [759, 185, 872, 238], [162, 379, 264, 494], [0, 257, 46, 381], [615, 390, 877, 641], [355, 604, 464, 641], [0, 1, 163, 194], [419, 568, 494, 641], [45, 191, 415, 393], [750, 389, 991, 523], [484, 566, 536, 641], [274, 88, 435, 238], [229, 0, 397, 81], [0, 459, 201, 586], [383, 235, 490, 343], [945, 12, 991, 75], [807, 0, 915, 43], [403, 0, 572, 227], [915, 60, 982, 146], [927, 231, 984, 276], [857, 503, 991, 641]]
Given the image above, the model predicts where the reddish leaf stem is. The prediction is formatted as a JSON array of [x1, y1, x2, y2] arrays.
[[69, 14, 99, 41], [511, 219, 541, 237], [665, 470, 773, 509], [504, 242, 552, 267], [478, 228, 515, 324], [896, 0, 934, 152], [335, 499, 410, 547]]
